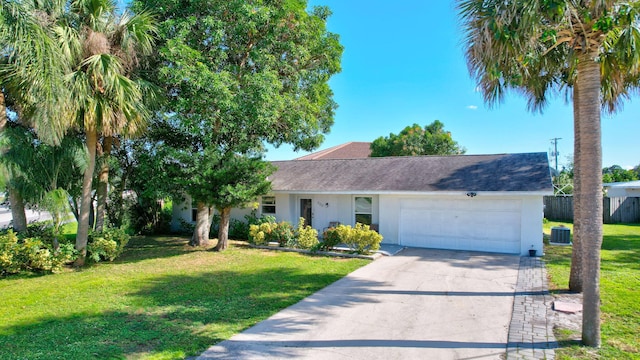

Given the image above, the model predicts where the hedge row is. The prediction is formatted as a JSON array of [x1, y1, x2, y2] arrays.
[[249, 219, 382, 255], [1, 225, 130, 276]]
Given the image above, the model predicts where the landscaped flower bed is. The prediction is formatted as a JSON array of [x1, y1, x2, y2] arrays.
[[249, 218, 382, 256]]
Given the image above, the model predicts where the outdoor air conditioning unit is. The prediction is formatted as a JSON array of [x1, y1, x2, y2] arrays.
[[550, 226, 571, 244]]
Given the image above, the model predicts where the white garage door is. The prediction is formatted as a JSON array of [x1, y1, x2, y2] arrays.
[[399, 199, 521, 254]]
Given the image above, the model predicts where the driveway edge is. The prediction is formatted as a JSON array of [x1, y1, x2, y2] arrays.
[[506, 257, 558, 359]]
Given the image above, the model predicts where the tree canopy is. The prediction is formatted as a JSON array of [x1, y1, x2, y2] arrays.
[[370, 121, 465, 157], [134, 0, 343, 247], [602, 165, 639, 183]]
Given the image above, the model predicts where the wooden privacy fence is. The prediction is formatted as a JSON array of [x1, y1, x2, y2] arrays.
[[543, 196, 640, 223]]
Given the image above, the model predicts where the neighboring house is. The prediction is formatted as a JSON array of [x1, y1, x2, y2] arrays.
[[603, 180, 640, 197], [295, 141, 371, 160], [173, 152, 553, 256]]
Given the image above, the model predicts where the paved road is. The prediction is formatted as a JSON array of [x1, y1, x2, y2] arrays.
[[198, 248, 520, 360], [0, 205, 52, 229]]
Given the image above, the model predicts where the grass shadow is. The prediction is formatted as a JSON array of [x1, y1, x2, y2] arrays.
[[0, 265, 369, 359], [0, 310, 223, 359], [114, 235, 208, 264]]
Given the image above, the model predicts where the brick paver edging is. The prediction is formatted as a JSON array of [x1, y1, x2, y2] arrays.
[[506, 257, 558, 359]]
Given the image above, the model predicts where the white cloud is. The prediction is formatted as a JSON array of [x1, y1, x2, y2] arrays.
[[466, 105, 478, 110]]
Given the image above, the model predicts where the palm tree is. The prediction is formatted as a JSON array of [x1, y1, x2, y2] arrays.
[[1, 0, 72, 232], [458, 0, 640, 347], [51, 0, 156, 265]]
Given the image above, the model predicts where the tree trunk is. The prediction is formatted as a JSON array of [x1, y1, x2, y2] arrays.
[[214, 207, 231, 251], [0, 93, 27, 232], [8, 185, 27, 233], [189, 201, 210, 247], [575, 54, 603, 347], [110, 161, 131, 228], [69, 197, 80, 222], [569, 85, 583, 293], [0, 92, 6, 133], [95, 136, 112, 232], [75, 129, 98, 267]]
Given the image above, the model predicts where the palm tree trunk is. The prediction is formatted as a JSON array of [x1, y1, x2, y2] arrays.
[[0, 92, 7, 133], [75, 128, 98, 266], [95, 136, 112, 232], [214, 207, 231, 251], [8, 185, 27, 232], [569, 85, 583, 292], [575, 53, 603, 347], [189, 201, 210, 247], [0, 92, 27, 233]]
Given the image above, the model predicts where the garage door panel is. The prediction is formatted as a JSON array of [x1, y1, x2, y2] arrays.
[[399, 199, 522, 254]]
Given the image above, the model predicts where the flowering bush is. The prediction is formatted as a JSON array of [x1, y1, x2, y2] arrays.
[[320, 226, 343, 251]]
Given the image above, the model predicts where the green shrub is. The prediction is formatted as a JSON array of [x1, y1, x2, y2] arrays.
[[295, 217, 319, 249], [209, 210, 270, 240], [25, 221, 55, 241], [229, 219, 250, 240], [0, 231, 20, 274], [350, 223, 383, 254], [0, 230, 77, 275], [87, 228, 130, 262], [272, 222, 295, 247], [320, 226, 342, 251], [323, 223, 382, 254], [248, 221, 294, 246], [129, 199, 171, 235], [18, 238, 54, 270], [178, 218, 196, 235]]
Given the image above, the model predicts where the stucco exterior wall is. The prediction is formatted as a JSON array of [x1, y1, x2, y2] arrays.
[[171, 195, 254, 233], [172, 192, 545, 256], [265, 194, 379, 234]]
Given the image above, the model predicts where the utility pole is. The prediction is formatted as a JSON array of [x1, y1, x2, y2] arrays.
[[550, 137, 562, 176]]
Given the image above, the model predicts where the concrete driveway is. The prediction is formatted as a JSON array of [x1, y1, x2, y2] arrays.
[[198, 248, 520, 360]]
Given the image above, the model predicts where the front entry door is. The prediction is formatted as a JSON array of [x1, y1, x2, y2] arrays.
[[300, 198, 312, 227]]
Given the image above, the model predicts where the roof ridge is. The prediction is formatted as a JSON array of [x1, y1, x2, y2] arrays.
[[281, 152, 547, 163], [295, 141, 370, 160]]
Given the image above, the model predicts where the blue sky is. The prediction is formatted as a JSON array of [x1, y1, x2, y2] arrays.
[[265, 1, 640, 170]]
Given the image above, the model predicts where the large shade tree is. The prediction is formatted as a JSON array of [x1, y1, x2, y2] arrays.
[[459, 0, 640, 347], [134, 0, 343, 247], [370, 120, 466, 157]]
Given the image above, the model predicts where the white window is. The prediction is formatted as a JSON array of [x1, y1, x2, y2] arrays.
[[262, 196, 276, 214], [354, 196, 372, 225]]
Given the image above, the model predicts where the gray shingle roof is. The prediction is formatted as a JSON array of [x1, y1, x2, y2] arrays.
[[270, 153, 552, 193], [295, 142, 372, 160]]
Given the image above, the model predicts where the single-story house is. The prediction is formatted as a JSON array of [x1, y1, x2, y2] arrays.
[[603, 180, 640, 197], [172, 152, 553, 256]]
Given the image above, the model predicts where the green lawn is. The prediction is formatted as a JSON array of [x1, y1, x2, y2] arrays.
[[543, 221, 640, 359], [0, 236, 369, 359]]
